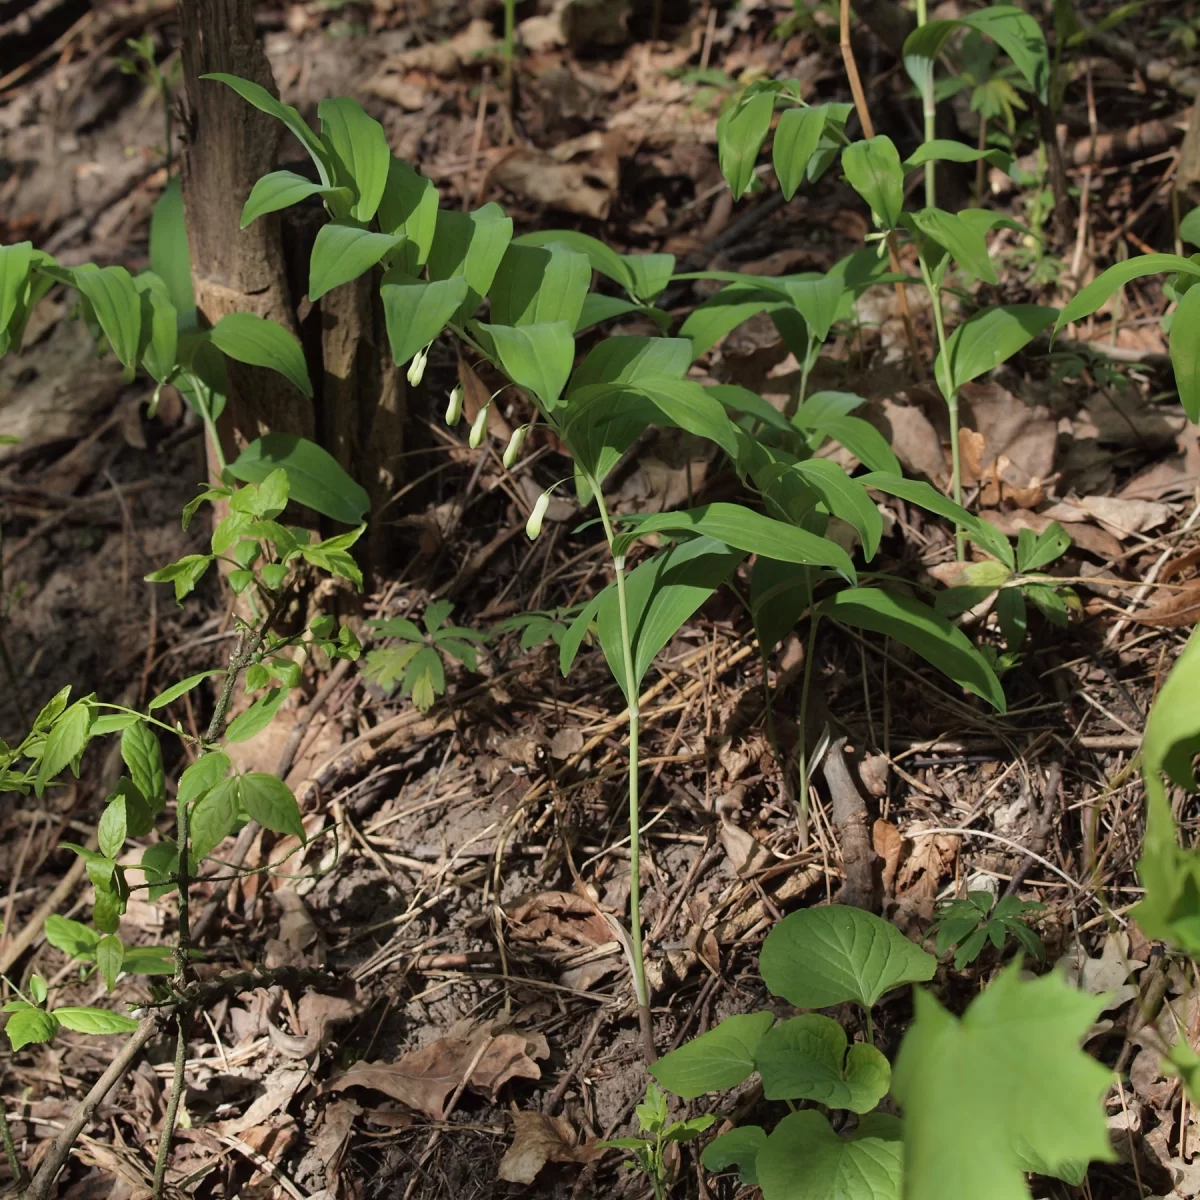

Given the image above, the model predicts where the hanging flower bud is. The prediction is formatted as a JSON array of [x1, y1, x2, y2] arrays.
[[445, 384, 464, 426], [406, 345, 429, 387], [502, 424, 530, 469], [526, 489, 551, 540], [468, 403, 489, 449]]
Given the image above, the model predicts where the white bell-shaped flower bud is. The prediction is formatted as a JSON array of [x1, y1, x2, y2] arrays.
[[502, 424, 530, 469], [406, 345, 429, 387], [526, 489, 551, 540], [468, 403, 490, 449], [445, 384, 464, 426]]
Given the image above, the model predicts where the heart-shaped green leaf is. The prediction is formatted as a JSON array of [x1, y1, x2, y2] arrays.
[[756, 1013, 891, 1112], [760, 905, 936, 1010], [650, 1011, 774, 1099]]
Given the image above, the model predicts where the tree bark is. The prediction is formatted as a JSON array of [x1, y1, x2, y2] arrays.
[[177, 0, 405, 568], [178, 0, 313, 455]]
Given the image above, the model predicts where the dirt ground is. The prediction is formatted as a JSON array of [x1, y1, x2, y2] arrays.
[[3, 0, 1200, 1197]]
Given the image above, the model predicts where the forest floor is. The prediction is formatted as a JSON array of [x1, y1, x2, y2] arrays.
[[3, 0, 1200, 1197]]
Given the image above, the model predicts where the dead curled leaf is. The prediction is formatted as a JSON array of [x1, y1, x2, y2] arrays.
[[1129, 545, 1200, 628], [487, 146, 612, 219], [498, 1110, 601, 1185], [325, 1029, 546, 1119], [506, 890, 615, 951]]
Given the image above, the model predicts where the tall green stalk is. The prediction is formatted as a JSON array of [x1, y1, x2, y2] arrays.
[[590, 484, 654, 1061], [917, 255, 965, 560], [916, 0, 935, 209]]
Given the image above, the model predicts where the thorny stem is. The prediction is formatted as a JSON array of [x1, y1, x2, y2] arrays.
[[590, 485, 654, 1062], [150, 1013, 187, 1200], [1, 1099, 27, 1198], [917, 255, 966, 560]]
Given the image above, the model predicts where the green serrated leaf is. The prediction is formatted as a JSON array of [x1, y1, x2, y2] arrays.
[[121, 720, 164, 810], [35, 700, 94, 797], [5, 1006, 58, 1051], [96, 934, 124, 992], [893, 965, 1114, 1200], [190, 777, 240, 862], [53, 1006, 139, 1036], [237, 773, 305, 841]]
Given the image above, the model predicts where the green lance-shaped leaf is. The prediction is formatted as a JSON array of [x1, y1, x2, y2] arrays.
[[703, 1126, 768, 1186], [680, 281, 785, 360], [620, 252, 675, 303], [717, 88, 775, 200], [859, 473, 1014, 567], [224, 686, 289, 745], [427, 203, 514, 323], [892, 966, 1113, 1200], [904, 5, 1049, 106], [0, 240, 33, 336], [594, 536, 746, 703], [612, 503, 856, 584], [790, 459, 883, 559], [209, 312, 313, 398], [35, 700, 94, 797], [841, 136, 904, 229], [479, 321, 575, 410], [781, 272, 845, 345], [514, 228, 635, 294], [756, 1013, 891, 1113], [936, 305, 1057, 399], [1056, 254, 1200, 331], [760, 904, 936, 1010], [567, 336, 692, 396], [134, 275, 178, 384], [380, 273, 469, 369], [317, 96, 390, 222], [712, 383, 794, 434], [903, 140, 1014, 174], [177, 752, 231, 808], [1171, 282, 1200, 422], [1133, 627, 1200, 951], [489, 242, 592, 330], [308, 222, 402, 301], [574, 293, 645, 333], [238, 773, 306, 841], [910, 208, 997, 285], [751, 558, 816, 659], [44, 915, 99, 961], [121, 720, 164, 810], [650, 1011, 774, 1100], [773, 106, 826, 201], [204, 73, 332, 183], [227, 433, 368, 524], [96, 934, 123, 991], [1182, 207, 1200, 250], [816, 586, 1006, 711], [190, 776, 240, 863], [756, 1111, 903, 1200], [73, 264, 143, 369], [150, 177, 195, 327], [53, 1006, 138, 1036], [148, 670, 222, 712], [240, 170, 352, 228], [377, 156, 439, 272]]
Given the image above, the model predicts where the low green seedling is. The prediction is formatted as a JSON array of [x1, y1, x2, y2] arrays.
[[646, 903, 1112, 1200], [363, 600, 487, 711], [929, 890, 1045, 970], [599, 1081, 714, 1200]]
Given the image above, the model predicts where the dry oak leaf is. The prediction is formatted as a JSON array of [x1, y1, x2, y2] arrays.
[[487, 146, 612, 219], [326, 1031, 546, 1119], [506, 890, 615, 951], [896, 829, 960, 902], [498, 1110, 601, 1184], [873, 819, 903, 898]]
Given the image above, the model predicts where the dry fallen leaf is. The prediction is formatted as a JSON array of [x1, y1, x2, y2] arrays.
[[873, 819, 903, 897], [326, 1029, 546, 1119], [488, 147, 612, 219], [1060, 931, 1144, 1013], [498, 1110, 600, 1184], [218, 1067, 307, 1137], [896, 829, 959, 902], [1042, 495, 1172, 540], [719, 819, 776, 877], [1130, 580, 1200, 628], [387, 19, 497, 74], [506, 890, 615, 951]]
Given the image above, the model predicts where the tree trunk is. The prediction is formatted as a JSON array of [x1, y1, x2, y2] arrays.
[[178, 0, 313, 456], [177, 0, 404, 567]]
